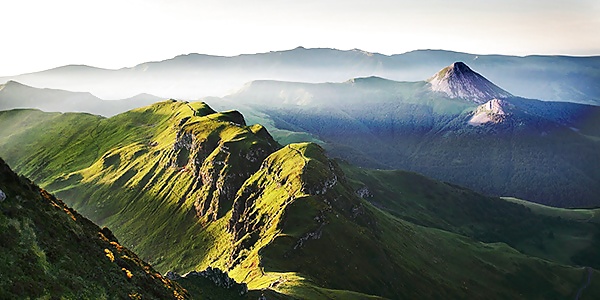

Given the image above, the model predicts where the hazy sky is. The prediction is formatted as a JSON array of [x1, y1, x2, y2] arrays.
[[1, 0, 599, 76]]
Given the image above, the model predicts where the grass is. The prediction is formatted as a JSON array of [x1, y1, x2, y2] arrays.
[[503, 197, 600, 223], [0, 157, 188, 299], [340, 162, 600, 268], [1, 101, 599, 299]]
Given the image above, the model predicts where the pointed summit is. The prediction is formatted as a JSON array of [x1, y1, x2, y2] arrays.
[[427, 62, 512, 103]]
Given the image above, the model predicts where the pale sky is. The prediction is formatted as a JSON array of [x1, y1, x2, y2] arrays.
[[1, 0, 599, 76]]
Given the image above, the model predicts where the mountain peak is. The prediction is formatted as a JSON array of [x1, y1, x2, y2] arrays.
[[2, 80, 27, 87], [450, 61, 470, 72], [427, 62, 512, 103]]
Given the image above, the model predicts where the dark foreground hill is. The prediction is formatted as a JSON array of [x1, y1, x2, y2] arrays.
[[0, 157, 188, 299], [1, 100, 599, 299]]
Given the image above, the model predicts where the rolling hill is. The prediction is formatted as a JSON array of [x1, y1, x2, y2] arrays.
[[0, 101, 599, 299]]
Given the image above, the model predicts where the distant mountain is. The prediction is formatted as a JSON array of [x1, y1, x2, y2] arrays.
[[1, 101, 599, 299], [0, 80, 162, 116], [0, 80, 99, 111], [428, 62, 512, 103], [0, 157, 189, 299], [211, 63, 600, 207], [1, 47, 599, 104]]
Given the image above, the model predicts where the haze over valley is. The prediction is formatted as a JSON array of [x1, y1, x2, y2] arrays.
[[2, 0, 600, 299], [2, 48, 600, 105]]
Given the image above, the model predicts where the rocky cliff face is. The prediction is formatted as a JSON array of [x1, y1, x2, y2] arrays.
[[225, 143, 373, 270], [167, 109, 279, 222], [428, 62, 512, 103]]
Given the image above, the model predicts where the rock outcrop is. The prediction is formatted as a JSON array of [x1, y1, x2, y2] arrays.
[[168, 111, 278, 222], [167, 267, 248, 296], [468, 99, 515, 126], [355, 186, 373, 198]]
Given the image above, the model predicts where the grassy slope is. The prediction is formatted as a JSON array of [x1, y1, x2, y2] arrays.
[[0, 157, 188, 299], [1, 102, 599, 299], [503, 197, 600, 223], [341, 163, 600, 268], [229, 143, 600, 299], [45, 101, 280, 275]]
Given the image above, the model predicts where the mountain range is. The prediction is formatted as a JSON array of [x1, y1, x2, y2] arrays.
[[1, 47, 599, 104], [0, 80, 161, 116], [1, 100, 599, 299], [2, 61, 598, 207], [1, 46, 599, 298], [2, 59, 598, 207], [206, 62, 600, 208]]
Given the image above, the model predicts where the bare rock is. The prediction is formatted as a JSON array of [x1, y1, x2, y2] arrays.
[[165, 271, 181, 281]]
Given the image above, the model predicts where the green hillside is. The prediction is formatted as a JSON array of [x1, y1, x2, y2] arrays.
[[341, 163, 600, 268], [1, 101, 599, 299], [0, 157, 188, 299]]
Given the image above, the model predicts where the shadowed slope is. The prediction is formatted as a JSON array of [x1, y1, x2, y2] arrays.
[[0, 157, 188, 299]]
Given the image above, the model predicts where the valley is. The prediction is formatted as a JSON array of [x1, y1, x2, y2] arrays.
[[1, 48, 599, 299], [206, 62, 600, 208], [1, 100, 599, 299], [3, 0, 599, 298]]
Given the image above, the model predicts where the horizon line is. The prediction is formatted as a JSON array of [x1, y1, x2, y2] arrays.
[[2, 46, 600, 77]]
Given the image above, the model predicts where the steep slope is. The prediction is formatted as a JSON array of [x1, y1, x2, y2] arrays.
[[1, 48, 599, 104], [223, 143, 600, 299], [0, 80, 161, 116], [25, 100, 281, 273], [427, 62, 512, 103], [0, 157, 188, 299], [1, 102, 599, 298]]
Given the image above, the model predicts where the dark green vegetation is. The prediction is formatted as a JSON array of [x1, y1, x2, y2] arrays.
[[1, 101, 599, 299], [2, 48, 599, 104], [341, 163, 600, 269], [0, 157, 188, 299], [211, 68, 600, 207]]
